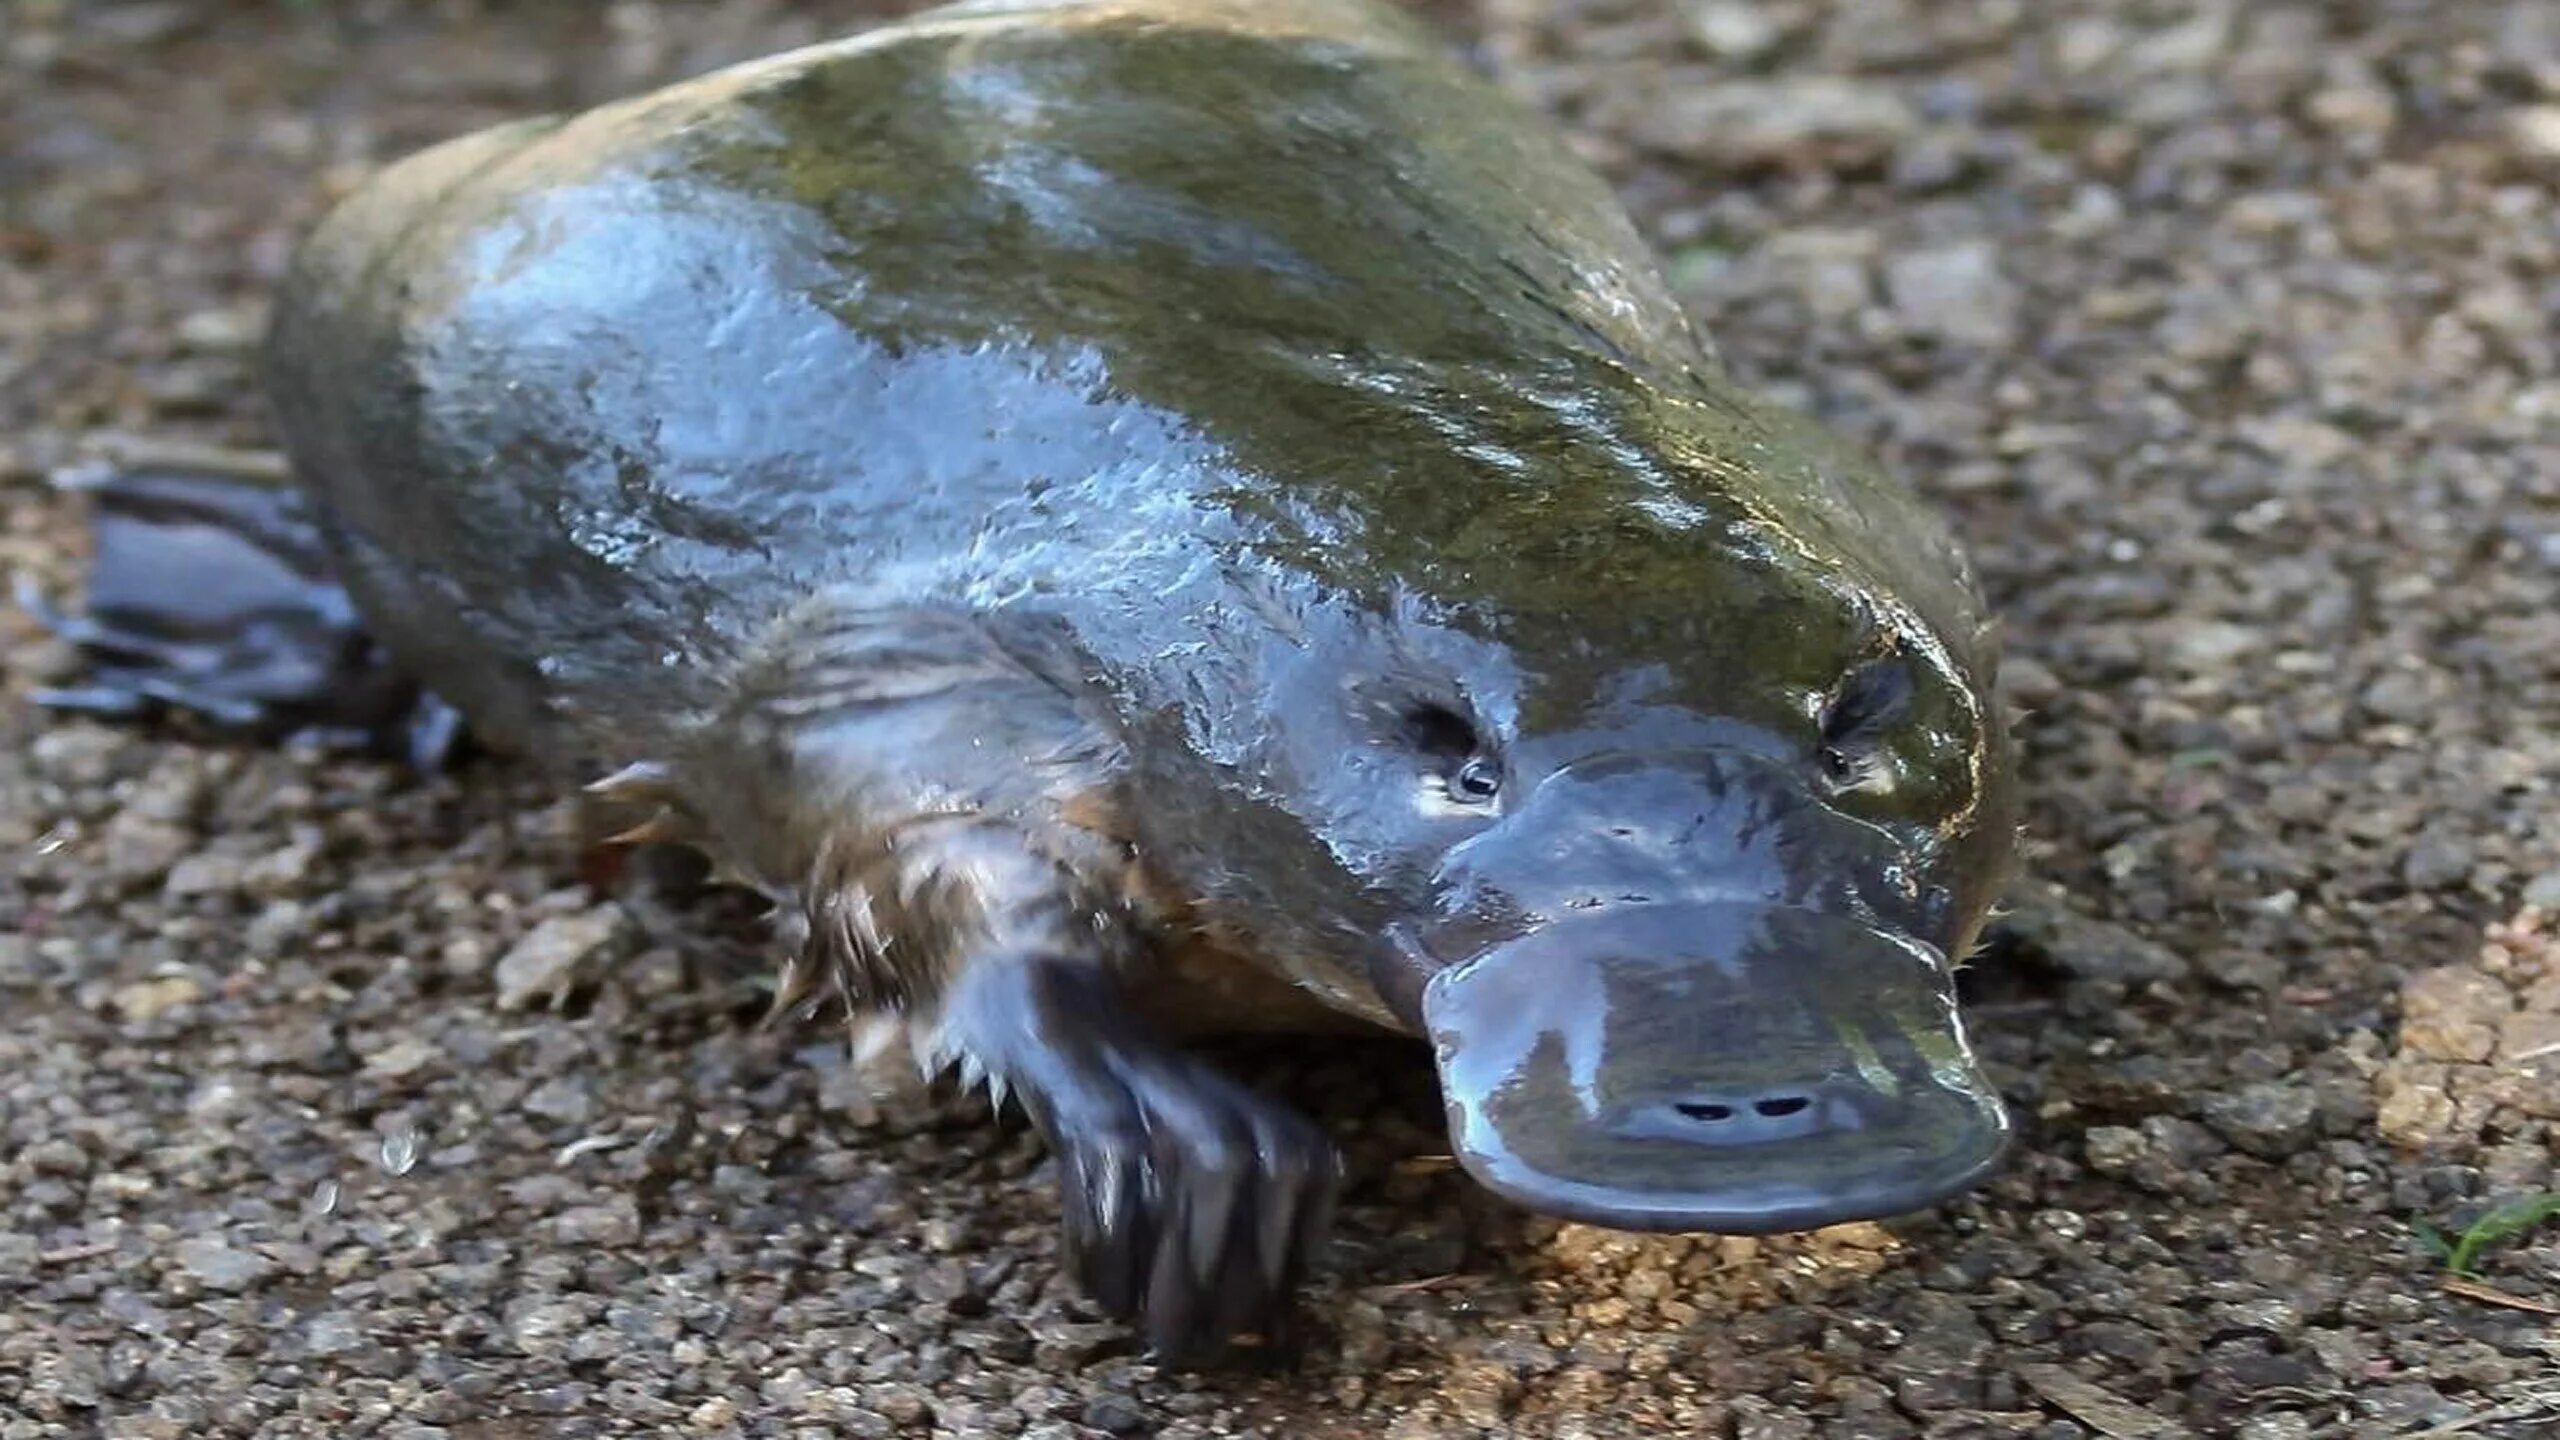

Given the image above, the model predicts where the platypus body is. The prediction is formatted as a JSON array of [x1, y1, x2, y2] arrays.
[[36, 0, 2021, 1358]]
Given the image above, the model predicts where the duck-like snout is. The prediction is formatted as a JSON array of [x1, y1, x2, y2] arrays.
[[1380, 750, 2010, 1233]]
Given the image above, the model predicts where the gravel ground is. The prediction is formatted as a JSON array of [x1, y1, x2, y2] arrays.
[[5, 1, 2559, 1436]]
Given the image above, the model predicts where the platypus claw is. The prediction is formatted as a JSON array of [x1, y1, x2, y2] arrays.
[[946, 958, 1339, 1365], [1056, 1045, 1337, 1363]]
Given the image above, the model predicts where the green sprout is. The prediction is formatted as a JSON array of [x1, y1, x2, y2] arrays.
[[2414, 1192, 2560, 1277]]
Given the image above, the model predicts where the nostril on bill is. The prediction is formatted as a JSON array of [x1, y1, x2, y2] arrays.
[[1644, 1089, 1836, 1144]]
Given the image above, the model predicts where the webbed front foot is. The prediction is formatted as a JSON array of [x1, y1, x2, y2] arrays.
[[943, 957, 1340, 1365], [19, 458, 460, 770]]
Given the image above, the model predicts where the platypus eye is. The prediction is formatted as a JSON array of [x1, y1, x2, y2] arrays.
[[1815, 657, 1914, 793], [1404, 701, 1503, 807]]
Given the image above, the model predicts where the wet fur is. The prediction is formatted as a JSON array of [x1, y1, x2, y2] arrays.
[[577, 592, 1343, 1357]]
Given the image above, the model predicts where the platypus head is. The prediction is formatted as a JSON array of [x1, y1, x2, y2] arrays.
[[1221, 380, 2023, 1237]]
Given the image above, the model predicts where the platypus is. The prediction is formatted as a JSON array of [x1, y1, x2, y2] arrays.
[[27, 0, 2021, 1359]]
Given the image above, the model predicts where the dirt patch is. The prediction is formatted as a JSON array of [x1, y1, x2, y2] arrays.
[[4, 1, 2557, 1437]]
